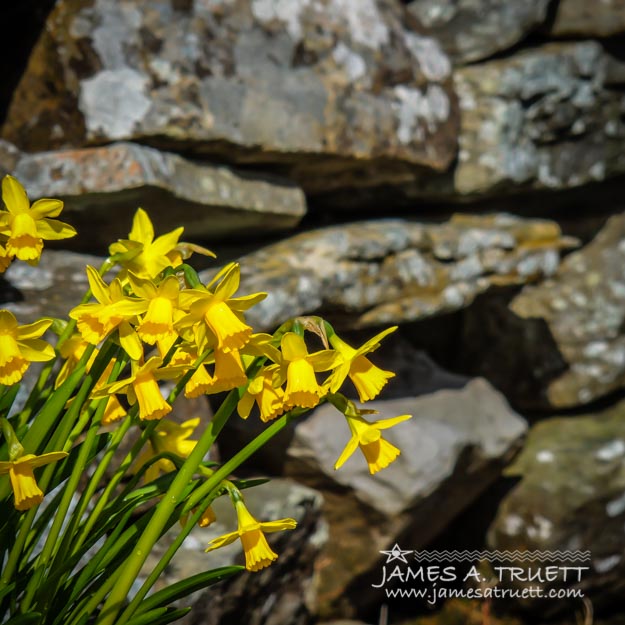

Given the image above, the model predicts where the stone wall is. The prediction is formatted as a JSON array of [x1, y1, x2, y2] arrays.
[[2, 1, 625, 624]]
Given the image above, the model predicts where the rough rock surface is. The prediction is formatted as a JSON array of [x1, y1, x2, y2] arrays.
[[143, 480, 326, 625], [204, 214, 577, 332], [510, 213, 625, 408], [12, 142, 306, 245], [283, 379, 526, 615], [550, 0, 625, 38], [451, 41, 625, 197], [488, 401, 625, 613], [2, 0, 458, 192], [406, 0, 550, 64], [398, 41, 625, 200]]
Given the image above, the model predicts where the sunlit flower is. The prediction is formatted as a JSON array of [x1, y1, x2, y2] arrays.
[[134, 417, 200, 483], [95, 357, 172, 421], [0, 310, 55, 385], [69, 266, 144, 359], [0, 175, 76, 263], [328, 327, 396, 402], [101, 395, 127, 425], [237, 366, 285, 422], [0, 451, 68, 510], [109, 208, 214, 279], [177, 263, 265, 354], [205, 348, 248, 394], [279, 332, 338, 410], [127, 273, 182, 346], [205, 498, 296, 572], [335, 413, 412, 474]]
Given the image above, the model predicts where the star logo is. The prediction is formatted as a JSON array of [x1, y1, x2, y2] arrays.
[[380, 543, 413, 563]]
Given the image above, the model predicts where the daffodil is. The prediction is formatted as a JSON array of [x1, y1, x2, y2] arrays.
[[0, 174, 76, 263], [69, 266, 144, 359], [205, 498, 296, 572], [177, 263, 265, 354], [55, 333, 98, 388], [0, 451, 68, 510], [279, 332, 338, 410], [134, 417, 200, 483], [127, 273, 182, 346], [0, 310, 55, 385], [94, 356, 172, 421], [328, 327, 397, 402], [109, 208, 214, 279], [205, 348, 248, 394], [237, 366, 285, 422], [335, 413, 412, 474]]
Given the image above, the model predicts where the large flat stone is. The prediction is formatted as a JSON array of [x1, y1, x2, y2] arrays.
[[12, 142, 305, 245], [2, 0, 458, 192], [202, 214, 576, 332], [284, 379, 527, 615]]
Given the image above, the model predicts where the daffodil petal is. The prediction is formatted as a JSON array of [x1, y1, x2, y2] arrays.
[[334, 436, 359, 470], [2, 175, 30, 214], [281, 333, 308, 361], [36, 218, 77, 240], [30, 198, 64, 219]]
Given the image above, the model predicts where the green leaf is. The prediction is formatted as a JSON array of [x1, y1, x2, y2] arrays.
[[126, 607, 191, 625], [3, 613, 42, 625], [135, 567, 243, 616], [231, 477, 270, 490]]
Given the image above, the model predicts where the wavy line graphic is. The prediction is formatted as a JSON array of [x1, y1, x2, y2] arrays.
[[410, 550, 591, 563]]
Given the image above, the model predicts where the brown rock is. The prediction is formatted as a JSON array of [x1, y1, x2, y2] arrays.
[[550, 0, 625, 38]]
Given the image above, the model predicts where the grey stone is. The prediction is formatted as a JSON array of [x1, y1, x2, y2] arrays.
[[447, 41, 625, 198], [407, 0, 550, 64], [0, 139, 20, 177], [2, 0, 457, 192], [488, 400, 625, 613], [204, 214, 576, 332], [510, 213, 625, 408], [2, 250, 105, 323], [12, 142, 305, 245], [284, 379, 526, 614], [550, 0, 625, 38]]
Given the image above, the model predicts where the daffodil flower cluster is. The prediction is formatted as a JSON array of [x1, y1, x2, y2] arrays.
[[0, 175, 410, 625]]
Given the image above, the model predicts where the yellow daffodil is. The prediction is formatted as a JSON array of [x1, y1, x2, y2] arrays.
[[127, 272, 182, 346], [181, 505, 217, 529], [208, 348, 248, 393], [101, 395, 127, 425], [328, 327, 397, 402], [0, 451, 68, 510], [177, 263, 265, 354], [94, 356, 172, 421], [0, 174, 76, 263], [55, 333, 98, 388], [237, 366, 285, 422], [109, 208, 214, 279], [335, 413, 412, 474], [279, 332, 338, 410], [69, 266, 144, 359], [205, 498, 296, 572], [134, 417, 200, 483], [167, 344, 214, 398], [0, 310, 55, 385]]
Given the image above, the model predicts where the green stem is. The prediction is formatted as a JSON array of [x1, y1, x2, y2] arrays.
[[95, 389, 239, 625], [118, 409, 300, 624]]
